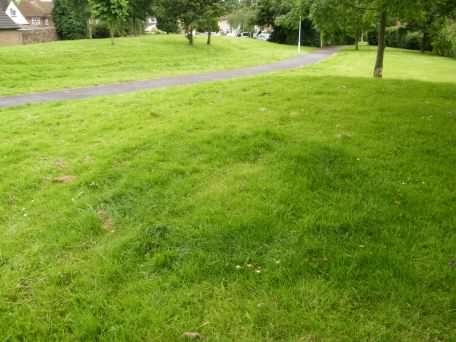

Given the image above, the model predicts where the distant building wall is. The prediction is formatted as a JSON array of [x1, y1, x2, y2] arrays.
[[218, 19, 240, 35], [0, 29, 22, 45], [0, 27, 56, 45], [19, 27, 56, 44], [25, 16, 53, 27]]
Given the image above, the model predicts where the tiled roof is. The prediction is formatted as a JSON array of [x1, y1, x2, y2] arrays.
[[0, 9, 18, 29], [18, 0, 53, 17], [0, 0, 9, 11]]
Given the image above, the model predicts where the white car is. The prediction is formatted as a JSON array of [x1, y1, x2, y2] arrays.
[[256, 33, 271, 41]]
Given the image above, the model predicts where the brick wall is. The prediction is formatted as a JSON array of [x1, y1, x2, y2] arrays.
[[19, 27, 57, 44], [0, 30, 22, 46]]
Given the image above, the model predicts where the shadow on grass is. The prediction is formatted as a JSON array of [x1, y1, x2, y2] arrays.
[[1, 74, 454, 340]]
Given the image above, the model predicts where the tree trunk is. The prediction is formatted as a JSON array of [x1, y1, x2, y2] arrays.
[[186, 26, 193, 45], [355, 16, 360, 50], [110, 23, 115, 45], [88, 17, 95, 39], [91, 17, 96, 39], [320, 31, 324, 48], [87, 19, 92, 39], [374, 10, 387, 78], [420, 30, 428, 53], [207, 31, 211, 45]]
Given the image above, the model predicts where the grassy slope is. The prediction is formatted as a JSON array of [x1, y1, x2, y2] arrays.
[[0, 35, 300, 96], [0, 46, 455, 341]]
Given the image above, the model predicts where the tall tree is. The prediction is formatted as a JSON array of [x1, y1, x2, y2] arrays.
[[156, 0, 204, 45], [227, 6, 256, 33], [309, 0, 344, 48], [91, 0, 129, 44], [370, 0, 421, 78], [127, 0, 155, 35], [336, 0, 421, 78], [411, 0, 456, 53], [196, 0, 225, 45]]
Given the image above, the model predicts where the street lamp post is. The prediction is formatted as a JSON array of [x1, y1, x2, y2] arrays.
[[298, 16, 302, 54]]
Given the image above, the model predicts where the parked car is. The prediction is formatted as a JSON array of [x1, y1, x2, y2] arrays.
[[256, 32, 271, 41], [238, 32, 252, 38]]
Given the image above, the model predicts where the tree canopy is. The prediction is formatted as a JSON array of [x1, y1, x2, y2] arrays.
[[250, 0, 455, 76]]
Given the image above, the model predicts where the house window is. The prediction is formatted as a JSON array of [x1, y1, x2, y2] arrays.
[[9, 8, 16, 17], [31, 16, 41, 25], [44, 18, 49, 26]]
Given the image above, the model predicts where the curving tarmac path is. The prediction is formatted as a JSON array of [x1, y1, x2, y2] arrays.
[[0, 47, 339, 109]]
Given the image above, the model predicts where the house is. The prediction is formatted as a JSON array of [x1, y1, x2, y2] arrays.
[[145, 17, 157, 33], [0, 0, 56, 45], [1, 0, 55, 28], [0, 8, 21, 45], [0, 0, 8, 12], [18, 0, 53, 27], [218, 17, 272, 37], [218, 17, 240, 36], [3, 0, 28, 25]]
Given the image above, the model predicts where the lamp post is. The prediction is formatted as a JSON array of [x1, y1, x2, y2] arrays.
[[298, 16, 302, 54]]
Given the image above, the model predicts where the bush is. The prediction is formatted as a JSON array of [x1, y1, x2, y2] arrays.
[[270, 18, 354, 47], [432, 20, 456, 57], [92, 22, 126, 39], [271, 21, 321, 47], [404, 31, 422, 50], [92, 22, 111, 39], [367, 30, 377, 46], [53, 0, 90, 40], [369, 26, 424, 51]]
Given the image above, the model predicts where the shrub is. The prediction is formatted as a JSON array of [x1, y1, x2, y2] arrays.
[[53, 0, 90, 40], [369, 26, 424, 51], [270, 19, 320, 47], [92, 22, 125, 39], [432, 20, 456, 57], [367, 30, 377, 46], [404, 31, 422, 50], [270, 19, 354, 47], [92, 22, 111, 39]]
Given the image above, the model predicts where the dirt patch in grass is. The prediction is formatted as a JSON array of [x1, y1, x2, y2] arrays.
[[52, 175, 77, 184]]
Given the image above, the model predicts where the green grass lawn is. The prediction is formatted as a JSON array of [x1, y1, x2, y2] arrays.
[[0, 45, 455, 340], [302, 45, 456, 83], [0, 35, 301, 96]]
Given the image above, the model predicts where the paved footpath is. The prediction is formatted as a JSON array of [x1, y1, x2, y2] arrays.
[[0, 47, 339, 109]]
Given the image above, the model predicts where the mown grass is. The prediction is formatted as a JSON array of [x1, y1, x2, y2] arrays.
[[0, 34, 301, 96], [301, 45, 456, 83], [0, 46, 455, 340]]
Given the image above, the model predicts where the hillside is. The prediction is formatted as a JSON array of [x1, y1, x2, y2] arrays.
[[0, 35, 301, 96]]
